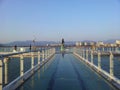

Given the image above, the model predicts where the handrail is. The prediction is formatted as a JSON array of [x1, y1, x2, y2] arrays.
[[0, 50, 40, 58], [0, 48, 56, 90], [73, 47, 120, 89]]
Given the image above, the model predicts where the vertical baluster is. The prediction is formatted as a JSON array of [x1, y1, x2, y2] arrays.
[[86, 50, 88, 60], [91, 50, 93, 64], [83, 50, 85, 59], [42, 50, 45, 62], [98, 51, 101, 70], [38, 51, 40, 65], [20, 54, 24, 76], [110, 52, 114, 77], [0, 60, 3, 90], [31, 52, 34, 69], [4, 58, 8, 85]]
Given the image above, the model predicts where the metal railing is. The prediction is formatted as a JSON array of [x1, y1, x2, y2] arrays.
[[73, 47, 120, 89], [0, 48, 55, 90]]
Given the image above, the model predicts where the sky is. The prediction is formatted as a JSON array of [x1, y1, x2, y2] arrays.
[[0, 0, 120, 43]]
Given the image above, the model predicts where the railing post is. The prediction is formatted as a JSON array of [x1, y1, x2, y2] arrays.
[[4, 58, 8, 84], [38, 51, 40, 65], [49, 49, 51, 57], [46, 49, 48, 59], [110, 52, 114, 77], [31, 52, 34, 69], [86, 50, 88, 60], [98, 51, 101, 70], [48, 49, 50, 58], [42, 50, 45, 62], [91, 50, 93, 64], [0, 60, 3, 90], [44, 49, 46, 60], [51, 48, 53, 55], [49, 49, 50, 57], [20, 54, 24, 76], [80, 48, 82, 57]]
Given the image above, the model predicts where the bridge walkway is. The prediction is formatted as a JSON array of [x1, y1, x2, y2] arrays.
[[17, 54, 117, 90]]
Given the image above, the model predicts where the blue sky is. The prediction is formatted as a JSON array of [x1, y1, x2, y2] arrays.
[[0, 0, 120, 43]]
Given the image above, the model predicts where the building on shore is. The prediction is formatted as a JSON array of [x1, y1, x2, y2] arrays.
[[116, 40, 120, 46]]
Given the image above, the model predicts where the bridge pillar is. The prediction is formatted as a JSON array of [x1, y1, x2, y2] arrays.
[[38, 51, 40, 65], [0, 60, 3, 90], [4, 58, 8, 84], [91, 50, 93, 64], [98, 51, 101, 70], [42, 50, 45, 62], [20, 54, 24, 76], [110, 52, 114, 77]]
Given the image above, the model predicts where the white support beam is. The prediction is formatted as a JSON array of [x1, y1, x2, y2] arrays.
[[42, 50, 45, 62], [31, 52, 34, 69], [20, 54, 24, 76], [91, 50, 93, 64], [110, 52, 114, 76], [98, 51, 101, 70], [4, 58, 8, 84], [0, 60, 3, 90], [38, 51, 40, 65]]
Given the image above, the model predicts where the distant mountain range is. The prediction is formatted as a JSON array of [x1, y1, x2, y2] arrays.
[[1, 40, 76, 46], [0, 39, 119, 46], [104, 39, 119, 44], [81, 39, 120, 44]]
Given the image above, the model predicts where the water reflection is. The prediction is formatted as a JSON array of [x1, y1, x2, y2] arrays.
[[61, 51, 65, 58], [38, 69, 40, 79], [31, 75, 34, 88]]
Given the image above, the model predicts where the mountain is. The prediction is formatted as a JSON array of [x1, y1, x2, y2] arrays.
[[81, 40, 96, 43], [104, 39, 120, 44], [5, 41, 58, 46], [1, 39, 120, 46], [3, 40, 76, 46]]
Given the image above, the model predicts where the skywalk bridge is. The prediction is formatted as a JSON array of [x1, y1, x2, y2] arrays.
[[0, 46, 120, 90]]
